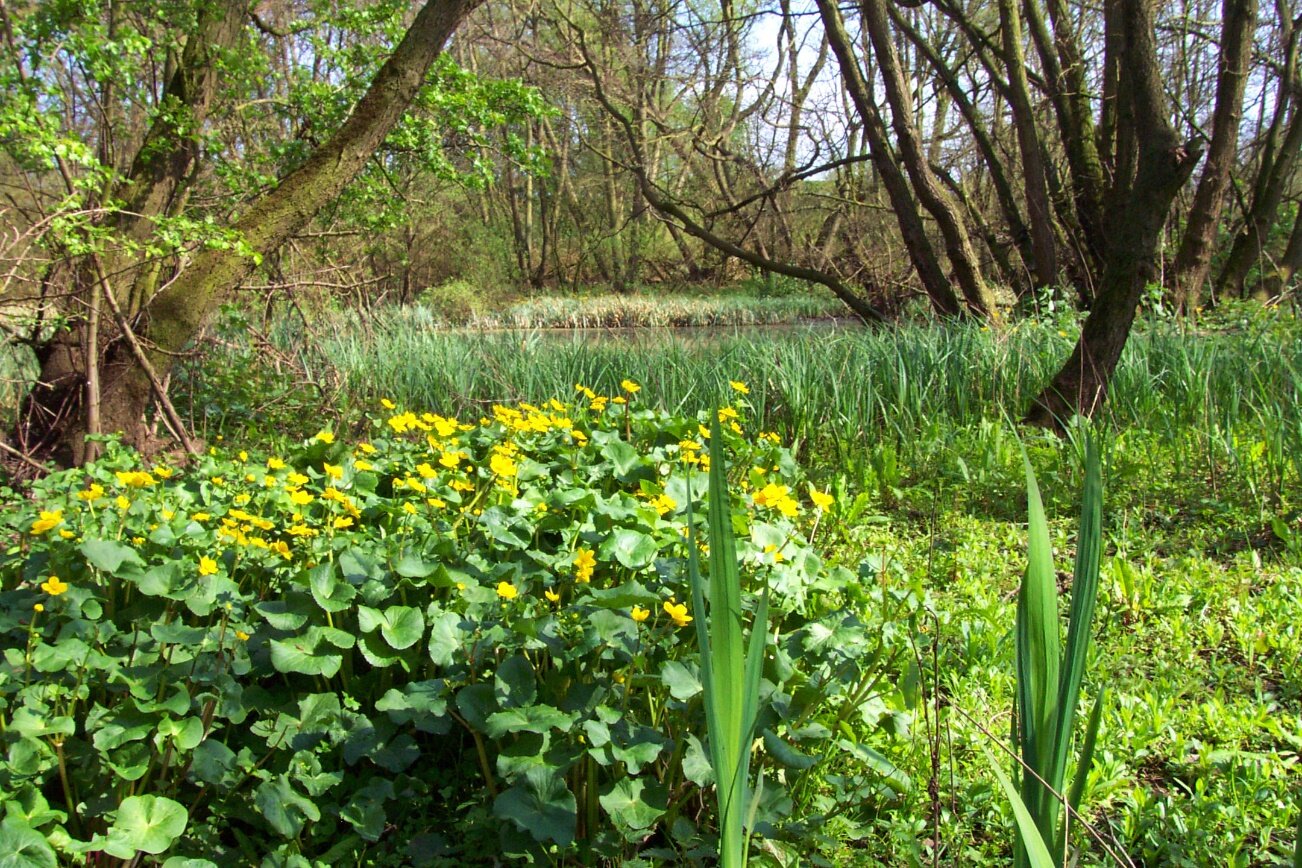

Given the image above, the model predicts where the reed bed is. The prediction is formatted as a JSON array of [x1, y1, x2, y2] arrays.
[[398, 292, 846, 329]]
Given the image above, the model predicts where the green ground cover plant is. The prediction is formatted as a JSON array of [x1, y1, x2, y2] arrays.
[[0, 385, 918, 865]]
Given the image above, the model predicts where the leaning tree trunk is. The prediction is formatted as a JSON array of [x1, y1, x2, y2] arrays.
[[998, 0, 1060, 290], [1170, 0, 1256, 312], [816, 0, 964, 317], [858, 0, 999, 316], [21, 0, 484, 465], [1027, 0, 1202, 426]]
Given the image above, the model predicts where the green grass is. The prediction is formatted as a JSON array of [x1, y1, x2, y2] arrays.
[[177, 307, 1302, 865]]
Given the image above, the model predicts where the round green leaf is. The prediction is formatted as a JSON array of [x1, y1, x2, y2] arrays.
[[103, 795, 188, 858], [0, 817, 57, 868]]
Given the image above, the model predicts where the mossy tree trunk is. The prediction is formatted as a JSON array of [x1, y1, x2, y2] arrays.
[[20, 0, 484, 465], [1027, 0, 1202, 426]]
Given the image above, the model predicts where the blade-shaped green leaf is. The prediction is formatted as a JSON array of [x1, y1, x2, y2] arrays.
[[987, 749, 1057, 868]]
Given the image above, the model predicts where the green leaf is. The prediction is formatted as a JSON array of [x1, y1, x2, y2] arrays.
[[428, 611, 465, 667], [761, 729, 817, 770], [269, 633, 342, 678], [380, 606, 424, 650], [661, 660, 702, 701], [605, 528, 658, 570], [0, 816, 57, 868], [493, 768, 576, 846], [102, 795, 188, 858], [255, 776, 321, 838], [494, 655, 537, 708], [985, 749, 1056, 868], [80, 539, 144, 575], [309, 563, 355, 613], [600, 778, 668, 838], [395, 552, 435, 578], [133, 563, 185, 598], [485, 704, 574, 737]]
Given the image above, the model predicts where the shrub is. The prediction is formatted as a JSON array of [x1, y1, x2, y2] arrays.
[[0, 383, 913, 865]]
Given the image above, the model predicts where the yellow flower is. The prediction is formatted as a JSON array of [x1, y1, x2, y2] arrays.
[[314, 430, 334, 444], [663, 600, 692, 627], [574, 548, 596, 583], [77, 484, 104, 501], [114, 470, 156, 487], [115, 496, 131, 511], [621, 379, 640, 394], [31, 509, 63, 534], [272, 540, 291, 559], [357, 442, 377, 455], [490, 453, 518, 478], [199, 556, 218, 576], [332, 516, 354, 529], [153, 465, 174, 479], [612, 396, 627, 405], [381, 398, 396, 410], [210, 476, 224, 486], [496, 581, 519, 600], [631, 605, 650, 623], [439, 452, 462, 469], [236, 630, 250, 641], [649, 493, 677, 516], [267, 457, 286, 470], [40, 576, 68, 596], [427, 497, 446, 509], [544, 588, 561, 603], [355, 459, 373, 471], [289, 490, 313, 506], [809, 487, 834, 511], [287, 472, 309, 486], [729, 380, 749, 394], [33, 603, 44, 612], [238, 451, 248, 462], [59, 529, 75, 539], [403, 502, 418, 515], [323, 462, 343, 480]]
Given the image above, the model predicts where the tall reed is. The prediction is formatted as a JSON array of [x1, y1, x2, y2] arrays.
[[999, 437, 1105, 865], [685, 415, 770, 867]]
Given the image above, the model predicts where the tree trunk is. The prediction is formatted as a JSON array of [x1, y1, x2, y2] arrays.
[[1170, 0, 1256, 311], [1259, 200, 1302, 299], [999, 0, 1060, 289], [22, 0, 485, 464], [891, 6, 1037, 292], [816, 0, 964, 317], [858, 0, 999, 316], [1028, 0, 1203, 427], [1216, 90, 1302, 299]]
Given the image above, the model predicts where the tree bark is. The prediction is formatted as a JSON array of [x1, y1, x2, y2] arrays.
[[1170, 0, 1257, 311], [23, 0, 485, 464], [1259, 199, 1302, 299], [1216, 82, 1302, 298], [816, 0, 964, 317], [1028, 0, 1203, 427], [858, 0, 999, 316], [999, 0, 1060, 289]]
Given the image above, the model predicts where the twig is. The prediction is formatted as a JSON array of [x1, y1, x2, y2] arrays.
[[0, 438, 47, 472], [949, 702, 1136, 868], [92, 260, 199, 456]]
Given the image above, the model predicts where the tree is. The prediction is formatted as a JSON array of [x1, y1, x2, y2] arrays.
[[1027, 0, 1203, 425], [4, 0, 486, 464]]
